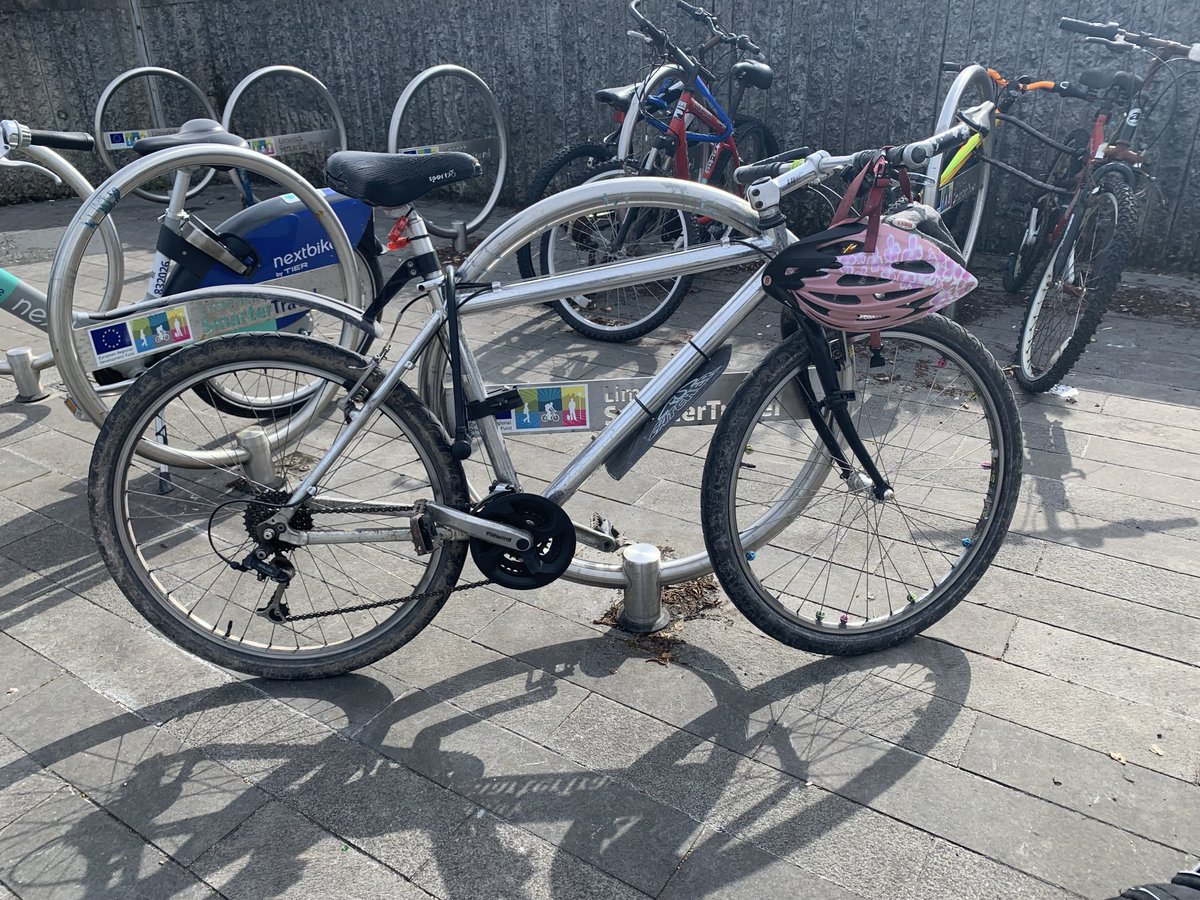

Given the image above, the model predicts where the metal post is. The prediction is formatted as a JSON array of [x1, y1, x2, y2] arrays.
[[5, 348, 48, 402], [617, 543, 670, 633], [453, 220, 469, 255], [236, 426, 285, 489]]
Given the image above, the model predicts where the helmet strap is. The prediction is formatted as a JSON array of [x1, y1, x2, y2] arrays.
[[830, 152, 912, 253]]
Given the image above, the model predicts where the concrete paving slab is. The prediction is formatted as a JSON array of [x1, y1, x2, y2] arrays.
[[2, 593, 231, 723], [0, 789, 218, 899], [190, 801, 429, 899], [412, 810, 649, 900], [0, 673, 267, 866], [660, 827, 867, 899], [961, 715, 1200, 854]]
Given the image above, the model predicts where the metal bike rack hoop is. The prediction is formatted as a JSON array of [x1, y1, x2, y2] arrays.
[[93, 66, 219, 202], [222, 65, 349, 157], [46, 143, 361, 428], [388, 64, 509, 238]]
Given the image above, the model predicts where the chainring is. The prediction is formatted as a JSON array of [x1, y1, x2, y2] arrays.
[[469, 492, 576, 590]]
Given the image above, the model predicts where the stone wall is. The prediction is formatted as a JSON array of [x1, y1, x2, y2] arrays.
[[4, 0, 1200, 267]]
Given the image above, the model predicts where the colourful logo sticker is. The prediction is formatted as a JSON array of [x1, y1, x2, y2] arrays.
[[89, 322, 135, 367], [501, 385, 589, 432]]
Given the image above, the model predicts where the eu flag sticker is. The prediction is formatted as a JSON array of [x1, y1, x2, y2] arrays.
[[89, 321, 135, 367]]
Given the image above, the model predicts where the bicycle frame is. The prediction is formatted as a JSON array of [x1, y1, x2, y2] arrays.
[[248, 178, 817, 587]]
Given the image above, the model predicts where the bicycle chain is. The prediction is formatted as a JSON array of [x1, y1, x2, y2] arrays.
[[280, 578, 493, 622], [272, 502, 492, 622]]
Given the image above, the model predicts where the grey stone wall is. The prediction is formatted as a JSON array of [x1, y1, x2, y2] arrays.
[[4, 0, 1200, 268]]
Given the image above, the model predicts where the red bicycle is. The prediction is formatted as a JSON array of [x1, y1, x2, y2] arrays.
[[517, 0, 778, 341]]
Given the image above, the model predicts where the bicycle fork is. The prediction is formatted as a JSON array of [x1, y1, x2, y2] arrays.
[[792, 315, 894, 501]]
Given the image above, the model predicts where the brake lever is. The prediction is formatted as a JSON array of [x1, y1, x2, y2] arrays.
[[627, 29, 654, 45], [1084, 35, 1133, 53], [0, 156, 63, 185]]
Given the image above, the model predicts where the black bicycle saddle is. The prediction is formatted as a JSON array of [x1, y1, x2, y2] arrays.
[[132, 119, 250, 157], [324, 151, 481, 208]]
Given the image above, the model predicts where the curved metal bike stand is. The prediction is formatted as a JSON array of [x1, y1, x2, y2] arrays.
[[387, 64, 508, 239], [93, 66, 219, 203], [617, 63, 685, 164], [415, 177, 818, 604], [925, 64, 995, 263], [0, 145, 124, 398], [222, 65, 348, 160], [46, 143, 362, 430]]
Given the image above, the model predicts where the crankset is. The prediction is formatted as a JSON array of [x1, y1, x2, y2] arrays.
[[469, 492, 576, 590]]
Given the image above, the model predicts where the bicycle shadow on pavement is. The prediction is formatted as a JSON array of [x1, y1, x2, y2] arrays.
[[0, 631, 972, 898]]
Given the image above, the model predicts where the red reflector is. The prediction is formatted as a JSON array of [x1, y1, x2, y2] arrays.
[[612, 110, 626, 124], [386, 216, 410, 251]]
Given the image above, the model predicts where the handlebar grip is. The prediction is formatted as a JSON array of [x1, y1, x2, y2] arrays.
[[1055, 81, 1092, 101], [28, 130, 94, 152], [738, 34, 762, 55], [1059, 17, 1120, 40], [675, 0, 708, 20], [733, 160, 793, 185]]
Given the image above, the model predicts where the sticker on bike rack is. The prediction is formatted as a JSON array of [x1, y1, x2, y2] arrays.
[[248, 129, 342, 157], [498, 384, 590, 433], [395, 137, 502, 163], [89, 305, 192, 368], [466, 372, 787, 435], [104, 128, 173, 149]]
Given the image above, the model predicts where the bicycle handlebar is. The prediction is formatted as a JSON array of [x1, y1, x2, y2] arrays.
[[1060, 16, 1200, 60], [1, 119, 95, 153], [671, 0, 763, 56], [1060, 18, 1120, 40], [734, 101, 994, 191]]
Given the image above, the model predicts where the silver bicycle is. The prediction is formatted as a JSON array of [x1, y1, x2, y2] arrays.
[[86, 103, 1024, 679]]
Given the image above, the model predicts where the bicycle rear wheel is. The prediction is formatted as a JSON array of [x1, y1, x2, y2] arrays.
[[88, 333, 468, 679], [1016, 175, 1138, 393], [701, 315, 1022, 655], [541, 161, 698, 342], [517, 141, 616, 279]]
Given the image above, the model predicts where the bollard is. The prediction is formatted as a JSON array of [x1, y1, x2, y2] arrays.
[[617, 543, 671, 634], [236, 426, 285, 489], [6, 348, 49, 402], [453, 220, 469, 256]]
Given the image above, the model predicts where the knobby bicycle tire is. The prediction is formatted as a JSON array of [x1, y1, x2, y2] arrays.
[[89, 333, 469, 679], [701, 315, 1022, 655], [1002, 127, 1091, 295], [1017, 174, 1138, 393]]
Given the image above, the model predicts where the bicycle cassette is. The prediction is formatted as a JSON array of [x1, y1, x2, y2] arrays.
[[469, 492, 576, 590]]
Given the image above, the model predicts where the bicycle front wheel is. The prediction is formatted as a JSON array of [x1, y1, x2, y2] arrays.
[[88, 333, 469, 679], [1016, 175, 1138, 393], [701, 315, 1022, 656]]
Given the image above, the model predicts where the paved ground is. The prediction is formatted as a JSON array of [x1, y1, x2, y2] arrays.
[[0, 189, 1197, 899]]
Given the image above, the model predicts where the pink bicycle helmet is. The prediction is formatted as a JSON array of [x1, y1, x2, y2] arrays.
[[763, 203, 977, 331]]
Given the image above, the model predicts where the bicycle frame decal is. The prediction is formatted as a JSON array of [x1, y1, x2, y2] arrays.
[[104, 128, 173, 149]]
